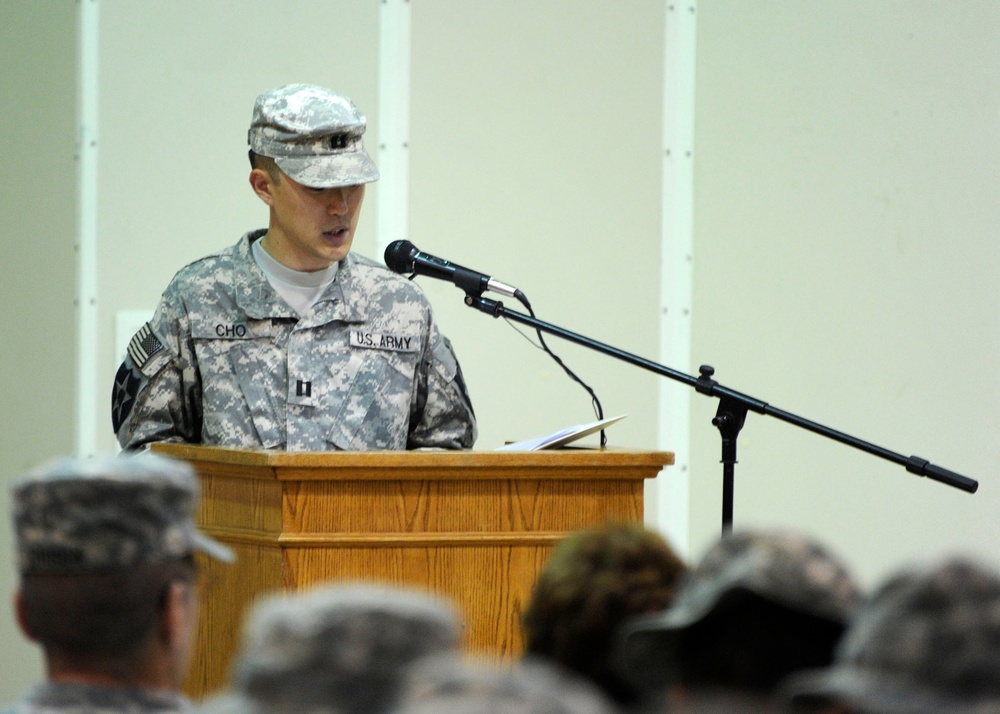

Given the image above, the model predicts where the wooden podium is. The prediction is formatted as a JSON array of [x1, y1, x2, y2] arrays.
[[151, 444, 673, 699]]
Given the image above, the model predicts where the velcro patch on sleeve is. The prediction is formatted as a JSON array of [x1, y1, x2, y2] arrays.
[[127, 322, 164, 368], [111, 360, 141, 433]]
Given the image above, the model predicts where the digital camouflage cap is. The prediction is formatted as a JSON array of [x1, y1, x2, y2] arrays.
[[782, 558, 1000, 714], [209, 583, 460, 714], [394, 654, 618, 714], [617, 529, 861, 691], [248, 83, 380, 188], [12, 453, 233, 574]]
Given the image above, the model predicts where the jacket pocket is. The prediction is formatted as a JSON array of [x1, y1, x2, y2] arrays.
[[326, 346, 418, 450], [192, 319, 286, 448]]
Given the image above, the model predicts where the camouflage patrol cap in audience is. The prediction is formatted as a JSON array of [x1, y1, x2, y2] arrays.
[[617, 529, 861, 689], [224, 583, 460, 714], [782, 558, 1000, 714], [12, 453, 233, 574], [248, 83, 380, 188], [394, 654, 617, 714]]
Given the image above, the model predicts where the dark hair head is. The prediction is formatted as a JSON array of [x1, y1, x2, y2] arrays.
[[523, 521, 687, 704], [20, 556, 197, 661]]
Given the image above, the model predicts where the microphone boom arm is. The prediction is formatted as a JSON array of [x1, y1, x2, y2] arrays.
[[462, 291, 977, 531]]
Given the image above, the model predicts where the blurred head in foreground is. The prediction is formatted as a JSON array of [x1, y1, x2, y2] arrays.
[[201, 582, 460, 714], [394, 654, 618, 714], [12, 453, 232, 705], [617, 528, 862, 711], [522, 521, 687, 704], [782, 557, 1000, 714]]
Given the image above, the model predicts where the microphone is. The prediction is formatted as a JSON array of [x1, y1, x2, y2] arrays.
[[384, 240, 522, 299]]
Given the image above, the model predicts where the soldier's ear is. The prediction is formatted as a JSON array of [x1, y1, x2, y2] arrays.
[[159, 581, 190, 644], [158, 580, 200, 688], [13, 589, 38, 642], [249, 168, 276, 207]]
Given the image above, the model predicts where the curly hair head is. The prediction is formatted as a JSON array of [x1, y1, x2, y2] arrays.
[[522, 521, 686, 704]]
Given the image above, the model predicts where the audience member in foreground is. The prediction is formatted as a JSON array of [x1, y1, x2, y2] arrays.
[[393, 654, 619, 714], [781, 557, 1000, 713], [616, 529, 862, 713], [7, 454, 234, 714], [522, 521, 687, 705], [199, 582, 460, 714]]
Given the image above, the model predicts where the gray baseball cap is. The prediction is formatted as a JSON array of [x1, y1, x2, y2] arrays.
[[228, 583, 460, 713], [12, 453, 234, 574], [782, 558, 1000, 714], [617, 529, 861, 689], [248, 83, 380, 188]]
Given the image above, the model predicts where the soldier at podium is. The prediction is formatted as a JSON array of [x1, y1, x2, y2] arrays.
[[112, 83, 477, 453]]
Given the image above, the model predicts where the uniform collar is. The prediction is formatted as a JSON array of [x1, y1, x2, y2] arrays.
[[23, 681, 191, 713], [233, 231, 367, 325]]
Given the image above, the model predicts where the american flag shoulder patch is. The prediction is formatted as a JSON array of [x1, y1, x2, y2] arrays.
[[127, 322, 164, 368]]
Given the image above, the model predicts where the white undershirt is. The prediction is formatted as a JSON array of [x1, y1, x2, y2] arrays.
[[252, 238, 338, 317]]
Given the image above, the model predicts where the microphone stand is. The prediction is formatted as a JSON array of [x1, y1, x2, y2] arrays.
[[461, 291, 978, 533]]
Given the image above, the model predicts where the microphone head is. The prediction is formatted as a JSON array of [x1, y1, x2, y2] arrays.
[[384, 239, 417, 274]]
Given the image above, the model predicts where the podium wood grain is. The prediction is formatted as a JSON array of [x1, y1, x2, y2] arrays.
[[151, 444, 673, 699]]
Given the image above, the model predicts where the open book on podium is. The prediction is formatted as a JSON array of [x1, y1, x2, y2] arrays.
[[496, 414, 626, 451], [150, 437, 672, 699]]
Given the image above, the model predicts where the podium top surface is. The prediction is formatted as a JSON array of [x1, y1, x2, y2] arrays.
[[151, 444, 673, 480]]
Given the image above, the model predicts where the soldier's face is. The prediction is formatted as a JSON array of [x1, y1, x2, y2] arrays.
[[256, 168, 366, 271]]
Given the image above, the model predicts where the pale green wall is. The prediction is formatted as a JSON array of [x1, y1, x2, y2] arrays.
[[0, 0, 78, 700], [689, 1, 1000, 582], [407, 0, 664, 451]]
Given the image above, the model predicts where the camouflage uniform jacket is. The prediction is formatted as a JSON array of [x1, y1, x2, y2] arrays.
[[112, 231, 476, 452], [6, 682, 190, 714]]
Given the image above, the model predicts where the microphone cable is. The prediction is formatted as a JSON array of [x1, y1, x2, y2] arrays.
[[510, 290, 607, 448]]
